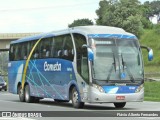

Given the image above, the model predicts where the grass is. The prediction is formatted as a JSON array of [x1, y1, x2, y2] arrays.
[[144, 81, 160, 102], [140, 28, 160, 78], [140, 26, 160, 101], [140, 28, 160, 66], [144, 65, 160, 78]]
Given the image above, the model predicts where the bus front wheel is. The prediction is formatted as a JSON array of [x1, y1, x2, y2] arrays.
[[114, 102, 126, 108], [71, 87, 84, 108]]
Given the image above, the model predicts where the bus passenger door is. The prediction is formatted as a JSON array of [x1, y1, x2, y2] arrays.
[[73, 33, 89, 101]]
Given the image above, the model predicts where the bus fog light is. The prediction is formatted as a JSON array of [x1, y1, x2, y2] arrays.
[[135, 84, 143, 93], [92, 84, 105, 93]]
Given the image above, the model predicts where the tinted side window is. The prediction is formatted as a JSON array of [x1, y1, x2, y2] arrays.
[[14, 44, 21, 60], [52, 36, 63, 58], [54, 34, 74, 61], [9, 45, 14, 61], [21, 42, 29, 60]]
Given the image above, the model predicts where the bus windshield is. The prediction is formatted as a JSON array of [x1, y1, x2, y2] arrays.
[[89, 38, 143, 83]]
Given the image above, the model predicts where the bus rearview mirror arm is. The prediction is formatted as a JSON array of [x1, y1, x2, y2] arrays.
[[82, 44, 90, 48], [140, 45, 153, 61], [82, 44, 94, 61]]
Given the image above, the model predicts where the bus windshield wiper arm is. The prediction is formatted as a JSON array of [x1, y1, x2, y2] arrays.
[[121, 54, 135, 83], [113, 53, 116, 72], [107, 53, 116, 81]]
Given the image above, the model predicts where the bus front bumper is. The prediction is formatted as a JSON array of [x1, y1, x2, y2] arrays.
[[83, 88, 144, 103]]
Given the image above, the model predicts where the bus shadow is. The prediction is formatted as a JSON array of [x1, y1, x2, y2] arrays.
[[10, 99, 137, 110], [83, 104, 136, 110], [38, 100, 136, 110], [39, 100, 73, 108]]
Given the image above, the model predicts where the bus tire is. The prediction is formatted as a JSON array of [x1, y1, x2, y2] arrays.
[[18, 85, 25, 102], [24, 84, 34, 103], [71, 87, 84, 108], [114, 102, 126, 108]]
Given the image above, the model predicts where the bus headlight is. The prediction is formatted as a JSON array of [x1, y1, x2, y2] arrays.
[[92, 84, 105, 93], [135, 84, 144, 93]]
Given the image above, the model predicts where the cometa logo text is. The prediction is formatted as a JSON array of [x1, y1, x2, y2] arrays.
[[44, 61, 61, 71]]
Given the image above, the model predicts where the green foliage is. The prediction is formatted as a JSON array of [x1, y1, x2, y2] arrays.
[[140, 25, 160, 67], [68, 18, 94, 28], [150, 1, 160, 16], [96, 0, 154, 38], [0, 52, 8, 81], [123, 15, 144, 37], [144, 1, 160, 24], [141, 17, 153, 29], [154, 24, 160, 34]]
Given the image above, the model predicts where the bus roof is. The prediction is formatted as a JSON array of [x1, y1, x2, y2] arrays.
[[11, 26, 137, 44]]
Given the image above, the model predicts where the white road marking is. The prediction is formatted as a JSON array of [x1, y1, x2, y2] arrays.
[[0, 117, 35, 120]]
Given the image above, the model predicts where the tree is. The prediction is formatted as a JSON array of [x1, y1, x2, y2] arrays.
[[144, 0, 160, 22], [96, 0, 148, 37], [150, 1, 160, 16], [68, 19, 94, 28], [0, 52, 8, 81]]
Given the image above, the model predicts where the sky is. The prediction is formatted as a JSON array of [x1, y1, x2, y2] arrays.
[[0, 0, 154, 33]]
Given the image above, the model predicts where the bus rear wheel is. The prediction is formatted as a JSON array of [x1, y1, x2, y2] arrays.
[[71, 87, 84, 108], [18, 85, 25, 102], [24, 84, 34, 103], [114, 102, 126, 108]]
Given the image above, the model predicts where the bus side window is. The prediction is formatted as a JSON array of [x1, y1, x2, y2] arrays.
[[21, 42, 28, 60], [9, 45, 15, 61], [73, 33, 89, 84], [50, 38, 56, 58], [62, 34, 74, 61], [14, 44, 21, 60], [33, 48, 39, 59], [54, 36, 63, 58], [29, 41, 36, 59], [43, 38, 52, 58]]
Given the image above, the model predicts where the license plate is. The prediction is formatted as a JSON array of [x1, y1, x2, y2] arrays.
[[116, 96, 125, 100]]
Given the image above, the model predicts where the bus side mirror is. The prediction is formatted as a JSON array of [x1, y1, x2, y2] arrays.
[[82, 44, 94, 61], [148, 49, 153, 61], [140, 46, 153, 61], [88, 48, 94, 61]]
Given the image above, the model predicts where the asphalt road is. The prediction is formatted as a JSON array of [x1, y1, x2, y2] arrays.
[[0, 91, 160, 120]]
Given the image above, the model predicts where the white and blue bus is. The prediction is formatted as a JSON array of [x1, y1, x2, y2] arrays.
[[8, 26, 153, 108]]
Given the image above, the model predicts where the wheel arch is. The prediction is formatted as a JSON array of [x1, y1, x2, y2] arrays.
[[68, 82, 82, 102], [69, 84, 75, 100]]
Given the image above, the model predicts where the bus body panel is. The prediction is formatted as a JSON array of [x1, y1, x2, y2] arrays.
[[87, 86, 144, 103], [8, 61, 25, 94], [8, 58, 78, 100]]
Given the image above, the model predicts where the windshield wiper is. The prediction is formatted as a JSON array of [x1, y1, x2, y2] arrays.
[[113, 53, 116, 72], [121, 54, 135, 83], [107, 53, 116, 81]]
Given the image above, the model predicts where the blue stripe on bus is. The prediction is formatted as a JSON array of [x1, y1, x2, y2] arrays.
[[102, 86, 139, 94], [88, 34, 137, 39]]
